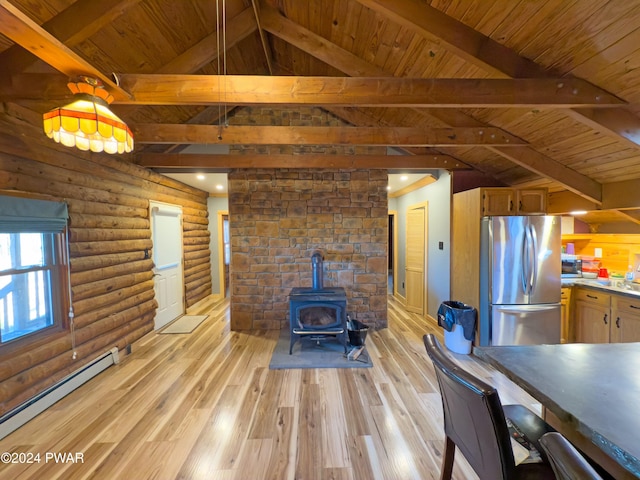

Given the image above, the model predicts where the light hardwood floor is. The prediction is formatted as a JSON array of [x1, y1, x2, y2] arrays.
[[0, 295, 542, 480]]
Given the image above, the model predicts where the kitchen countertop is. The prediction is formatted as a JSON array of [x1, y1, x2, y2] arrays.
[[561, 277, 640, 298], [475, 343, 640, 479]]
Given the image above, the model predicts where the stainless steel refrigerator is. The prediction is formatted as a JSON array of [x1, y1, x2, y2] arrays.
[[479, 215, 561, 346]]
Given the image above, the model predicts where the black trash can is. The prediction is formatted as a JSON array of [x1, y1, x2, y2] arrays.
[[347, 318, 369, 346], [437, 301, 477, 354]]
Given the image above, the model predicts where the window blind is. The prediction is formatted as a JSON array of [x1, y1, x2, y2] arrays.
[[0, 196, 69, 233]]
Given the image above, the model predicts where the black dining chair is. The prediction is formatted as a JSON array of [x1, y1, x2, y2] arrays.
[[539, 432, 604, 480], [423, 333, 557, 480]]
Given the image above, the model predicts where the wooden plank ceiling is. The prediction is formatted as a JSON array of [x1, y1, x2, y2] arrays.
[[1, 0, 640, 227]]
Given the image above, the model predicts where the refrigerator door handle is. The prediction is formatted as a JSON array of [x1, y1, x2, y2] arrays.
[[521, 228, 529, 294], [528, 225, 538, 295]]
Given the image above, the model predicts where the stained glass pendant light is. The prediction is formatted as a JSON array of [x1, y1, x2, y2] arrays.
[[43, 76, 133, 154]]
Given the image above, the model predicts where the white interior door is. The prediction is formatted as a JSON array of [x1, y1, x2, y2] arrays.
[[150, 202, 184, 330]]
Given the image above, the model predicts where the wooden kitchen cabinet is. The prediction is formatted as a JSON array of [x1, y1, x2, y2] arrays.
[[481, 187, 547, 216], [610, 296, 640, 343], [574, 288, 611, 343], [481, 188, 515, 216], [574, 287, 640, 343], [560, 287, 572, 343], [516, 189, 548, 215]]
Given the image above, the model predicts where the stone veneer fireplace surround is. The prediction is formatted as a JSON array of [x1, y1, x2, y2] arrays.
[[228, 168, 388, 331]]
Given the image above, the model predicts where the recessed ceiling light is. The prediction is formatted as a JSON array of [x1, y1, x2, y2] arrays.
[[216, 184, 223, 190], [400, 175, 408, 181], [196, 174, 205, 180], [570, 210, 587, 215], [386, 185, 391, 190]]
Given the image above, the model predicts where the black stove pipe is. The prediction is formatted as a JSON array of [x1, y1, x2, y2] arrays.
[[311, 250, 324, 290]]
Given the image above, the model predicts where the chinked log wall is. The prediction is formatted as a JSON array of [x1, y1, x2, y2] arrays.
[[0, 104, 211, 416]]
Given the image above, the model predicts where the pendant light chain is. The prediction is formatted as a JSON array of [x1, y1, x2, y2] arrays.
[[216, 0, 222, 139], [65, 225, 77, 360], [222, 0, 228, 128], [215, 0, 228, 140]]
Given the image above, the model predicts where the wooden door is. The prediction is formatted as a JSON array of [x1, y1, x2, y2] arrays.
[[560, 287, 572, 343], [516, 188, 547, 214], [614, 312, 640, 343], [481, 188, 514, 216], [611, 296, 640, 343], [574, 300, 610, 343], [150, 201, 184, 330], [405, 204, 426, 314]]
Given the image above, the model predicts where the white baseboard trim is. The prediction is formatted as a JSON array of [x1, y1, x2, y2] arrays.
[[0, 348, 119, 440]]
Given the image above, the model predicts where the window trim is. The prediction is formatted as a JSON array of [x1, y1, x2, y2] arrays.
[[0, 230, 70, 352], [0, 194, 70, 359]]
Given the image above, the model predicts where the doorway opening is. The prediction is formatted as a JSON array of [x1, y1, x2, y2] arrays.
[[388, 211, 397, 296], [217, 211, 230, 298]]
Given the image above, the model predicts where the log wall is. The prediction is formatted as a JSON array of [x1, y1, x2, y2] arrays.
[[0, 104, 211, 416]]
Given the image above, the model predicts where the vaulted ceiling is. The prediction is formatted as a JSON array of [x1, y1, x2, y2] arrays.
[[1, 0, 640, 228]]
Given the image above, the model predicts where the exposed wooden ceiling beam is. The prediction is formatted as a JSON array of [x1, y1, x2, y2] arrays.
[[389, 175, 437, 198], [137, 153, 470, 170], [354, 0, 547, 78], [107, 7, 255, 156], [355, 0, 640, 149], [259, 9, 494, 178], [132, 124, 525, 146], [250, 0, 274, 75], [260, 5, 386, 77], [548, 191, 599, 213], [325, 106, 468, 164], [158, 105, 236, 154], [116, 74, 622, 108], [0, 72, 625, 111], [260, 8, 603, 203], [610, 210, 640, 226], [568, 108, 640, 147], [0, 0, 130, 100], [139, 7, 257, 153], [0, 0, 143, 74], [0, 73, 68, 103], [486, 146, 602, 204], [548, 190, 640, 226]]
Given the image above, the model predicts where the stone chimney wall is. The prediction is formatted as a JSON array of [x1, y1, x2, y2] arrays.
[[228, 168, 388, 331]]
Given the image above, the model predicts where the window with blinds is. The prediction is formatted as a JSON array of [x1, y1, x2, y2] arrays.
[[0, 196, 69, 345]]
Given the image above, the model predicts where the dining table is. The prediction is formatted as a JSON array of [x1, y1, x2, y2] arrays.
[[474, 342, 640, 480]]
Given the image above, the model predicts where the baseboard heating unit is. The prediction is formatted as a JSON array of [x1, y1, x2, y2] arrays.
[[0, 347, 120, 440]]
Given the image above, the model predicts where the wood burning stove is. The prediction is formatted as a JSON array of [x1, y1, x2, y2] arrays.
[[289, 251, 348, 354]]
